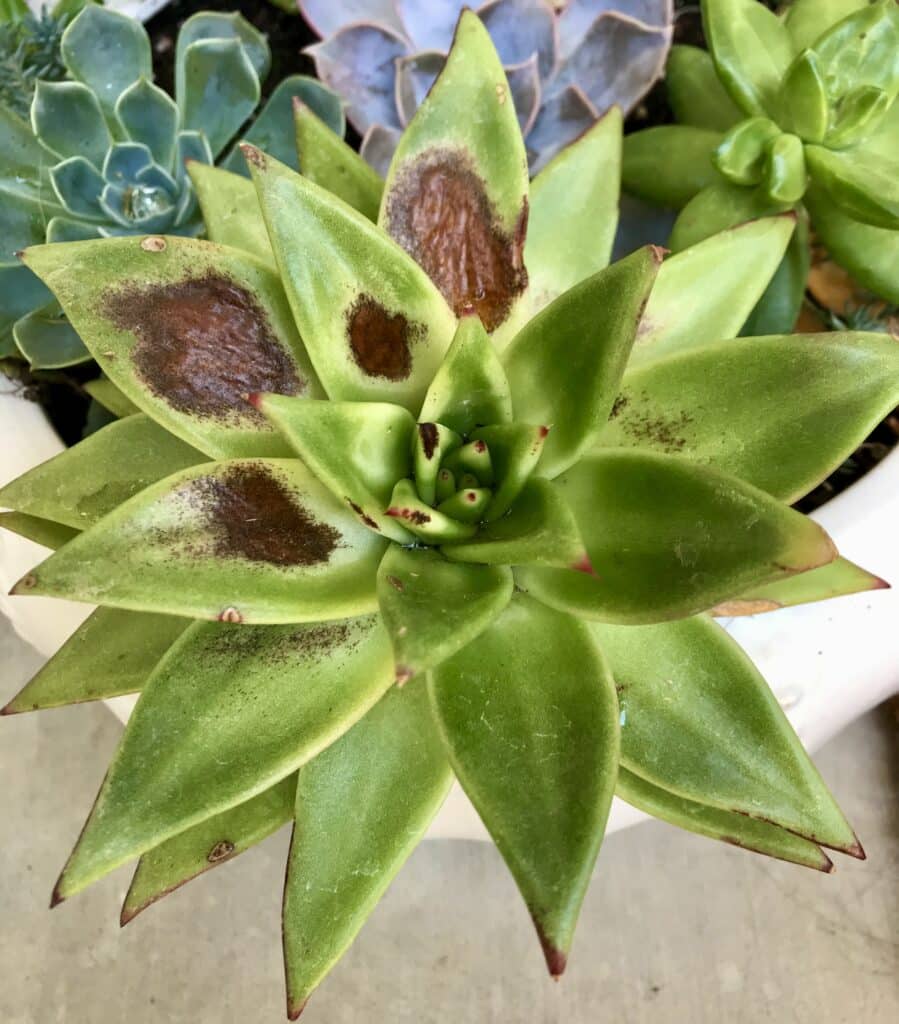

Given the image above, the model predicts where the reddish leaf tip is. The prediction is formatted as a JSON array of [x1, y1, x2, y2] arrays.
[[846, 838, 866, 861], [532, 917, 568, 979], [572, 554, 596, 577], [0, 699, 17, 716], [287, 999, 307, 1021], [538, 425, 550, 439], [49, 882, 65, 909], [872, 576, 891, 591], [119, 903, 139, 927], [648, 244, 668, 264], [395, 665, 414, 687], [240, 143, 266, 170], [822, 852, 836, 875]]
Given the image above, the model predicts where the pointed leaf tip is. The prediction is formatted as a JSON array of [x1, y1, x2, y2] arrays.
[[49, 882, 65, 909], [533, 916, 568, 979], [287, 998, 307, 1021], [240, 142, 267, 170], [847, 838, 866, 861], [572, 555, 596, 576]]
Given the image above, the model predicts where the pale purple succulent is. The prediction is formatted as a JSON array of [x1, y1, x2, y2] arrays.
[[300, 0, 673, 173]]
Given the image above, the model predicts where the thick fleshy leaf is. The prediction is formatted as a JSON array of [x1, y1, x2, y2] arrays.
[[557, 1, 671, 56], [628, 215, 796, 367], [479, 0, 557, 79], [122, 776, 296, 924], [83, 377, 140, 419], [505, 56, 542, 136], [419, 314, 512, 434], [669, 179, 786, 251], [515, 451, 836, 624], [471, 422, 548, 520], [245, 147, 456, 410], [0, 104, 51, 183], [283, 680, 451, 1019], [60, 5, 152, 119], [1, 608, 188, 715], [307, 24, 408, 134], [591, 615, 860, 854], [740, 208, 810, 335], [411, 421, 461, 505], [52, 614, 395, 902], [0, 266, 52, 340], [395, 0, 459, 49], [617, 768, 833, 872], [379, 10, 529, 335], [503, 245, 661, 478], [525, 107, 621, 313], [805, 145, 899, 231], [785, 0, 870, 53], [187, 163, 273, 266], [0, 181, 64, 258], [0, 414, 204, 530], [359, 123, 402, 177], [377, 545, 513, 682], [49, 157, 105, 221], [174, 11, 270, 110], [299, 0, 405, 38], [0, 512, 77, 550], [428, 594, 619, 976], [21, 236, 320, 459], [666, 44, 743, 131], [115, 79, 179, 172], [385, 477, 476, 542], [16, 459, 387, 624], [702, 0, 794, 116], [810, 1, 899, 105], [601, 332, 899, 502], [294, 100, 384, 221], [622, 126, 724, 208], [13, 301, 90, 370], [255, 394, 415, 543], [31, 80, 111, 167], [394, 51, 445, 127], [526, 85, 598, 174], [442, 478, 589, 570]]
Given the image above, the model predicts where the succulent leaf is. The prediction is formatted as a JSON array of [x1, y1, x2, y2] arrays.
[[471, 422, 548, 520], [187, 163, 273, 266], [591, 615, 860, 854], [52, 614, 395, 903], [122, 775, 296, 925], [428, 593, 619, 976], [804, 145, 899, 230], [784, 0, 870, 54], [0, 511, 77, 549], [376, 545, 513, 682], [516, 451, 837, 624], [526, 84, 599, 173], [16, 459, 387, 624], [621, 124, 724, 208], [669, 179, 786, 251], [174, 11, 270, 103], [503, 245, 661, 477], [665, 44, 743, 132], [13, 299, 90, 369], [246, 147, 456, 410], [299, 0, 406, 42], [21, 236, 320, 458], [283, 680, 452, 1018], [84, 377, 140, 419], [114, 78, 179, 172], [31, 79, 111, 166], [479, 0, 557, 80], [1, 608, 189, 715]]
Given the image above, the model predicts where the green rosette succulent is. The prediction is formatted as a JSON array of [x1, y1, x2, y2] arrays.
[[623, 0, 899, 333], [4, 11, 899, 1017], [0, 3, 343, 370]]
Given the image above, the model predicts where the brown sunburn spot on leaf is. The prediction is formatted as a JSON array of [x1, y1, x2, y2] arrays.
[[419, 422, 439, 459], [190, 464, 341, 568], [385, 148, 528, 332], [347, 498, 379, 530], [345, 294, 422, 381], [104, 272, 305, 423], [206, 840, 236, 863]]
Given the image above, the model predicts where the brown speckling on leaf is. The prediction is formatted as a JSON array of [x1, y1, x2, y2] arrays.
[[385, 148, 528, 332], [105, 272, 304, 423], [615, 394, 693, 453], [610, 395, 629, 419], [347, 499, 379, 530], [419, 422, 439, 459], [346, 294, 421, 380]]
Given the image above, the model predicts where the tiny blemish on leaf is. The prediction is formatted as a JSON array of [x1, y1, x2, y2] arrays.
[[218, 607, 243, 624], [386, 575, 404, 591], [395, 665, 414, 686], [207, 840, 236, 863], [495, 82, 506, 104], [347, 499, 379, 530], [240, 143, 266, 170], [140, 236, 166, 253]]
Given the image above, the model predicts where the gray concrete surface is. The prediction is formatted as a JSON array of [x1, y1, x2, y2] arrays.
[[1, 612, 897, 1023]]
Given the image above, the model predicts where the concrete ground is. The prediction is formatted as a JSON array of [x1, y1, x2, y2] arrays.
[[1, 612, 897, 1023]]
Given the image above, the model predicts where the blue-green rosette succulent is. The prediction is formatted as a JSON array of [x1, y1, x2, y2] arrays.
[[0, 3, 343, 369]]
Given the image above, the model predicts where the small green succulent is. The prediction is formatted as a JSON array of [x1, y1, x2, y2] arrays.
[[4, 11, 899, 1017], [0, 3, 343, 370], [623, 0, 899, 333], [0, 0, 74, 120]]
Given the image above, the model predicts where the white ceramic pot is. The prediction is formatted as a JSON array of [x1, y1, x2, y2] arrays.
[[2, 376, 898, 839]]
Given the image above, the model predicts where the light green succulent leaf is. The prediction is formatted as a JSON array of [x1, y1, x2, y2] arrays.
[[714, 557, 888, 616], [603, 332, 899, 503], [739, 208, 810, 335], [379, 10, 529, 336], [385, 477, 476, 543], [591, 615, 859, 854], [617, 768, 832, 872], [669, 180, 787, 251], [246, 148, 456, 411], [804, 183, 899, 303], [808, 0, 899, 106], [779, 51, 829, 142], [784, 0, 870, 53], [442, 478, 589, 572], [295, 99, 383, 221], [0, 179, 65, 257], [256, 394, 416, 543], [428, 594, 619, 976], [12, 299, 88, 369], [31, 80, 111, 167], [20, 236, 321, 459], [764, 133, 807, 204], [805, 145, 899, 230], [187, 163, 272, 266], [471, 422, 548, 521], [376, 545, 513, 683], [115, 78, 179, 172], [1, 608, 189, 715], [622, 126, 724, 208], [827, 85, 893, 148], [412, 422, 462, 505], [0, 414, 204, 530], [53, 613, 395, 902], [0, 511, 77, 550], [629, 215, 795, 367], [702, 0, 795, 117], [0, 104, 53, 180], [419, 314, 512, 435], [122, 775, 296, 924], [503, 246, 661, 479], [60, 5, 152, 119], [515, 451, 836, 624], [221, 75, 345, 177], [17, 458, 387, 624], [283, 680, 451, 1018], [83, 377, 140, 418], [714, 116, 782, 187], [178, 38, 260, 160], [525, 108, 622, 313], [666, 45, 744, 131]]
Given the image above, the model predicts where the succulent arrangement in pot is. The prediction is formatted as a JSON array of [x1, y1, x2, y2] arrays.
[[300, 0, 674, 173], [4, 9, 899, 1018], [624, 0, 899, 333]]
